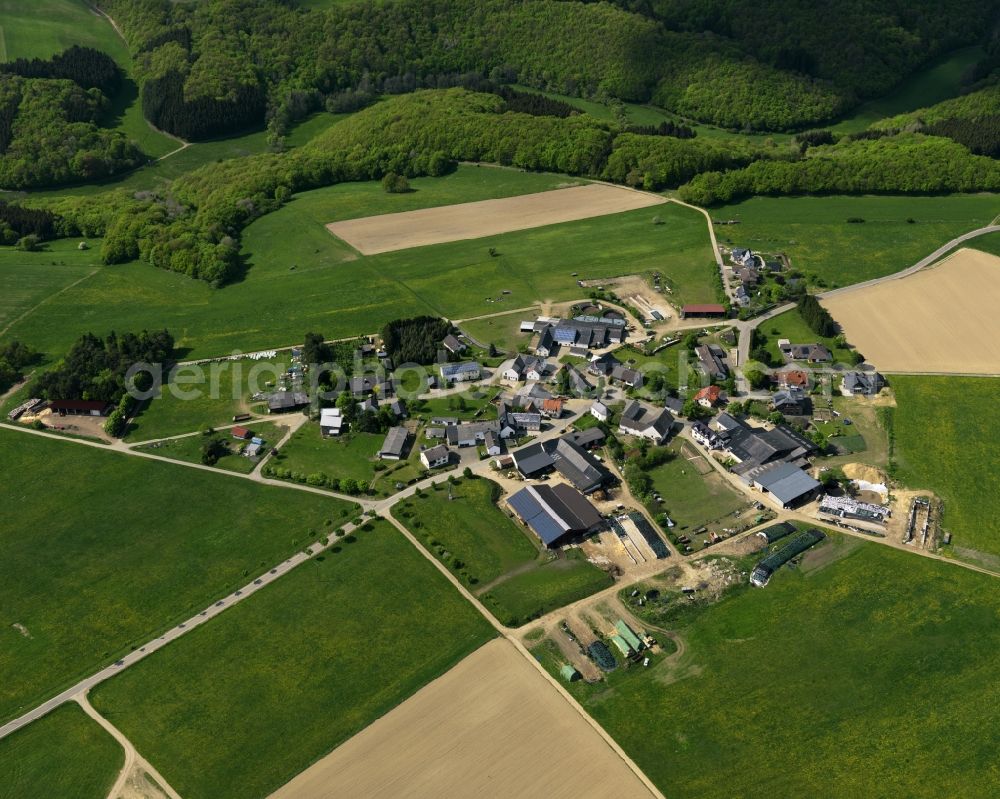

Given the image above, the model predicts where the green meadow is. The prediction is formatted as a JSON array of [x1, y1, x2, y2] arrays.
[[713, 194, 1000, 289], [397, 478, 613, 626], [133, 421, 289, 474], [0, 428, 356, 722], [757, 308, 859, 366], [892, 375, 1000, 564], [559, 536, 1000, 798], [91, 520, 495, 799], [2, 167, 713, 361], [0, 703, 122, 799]]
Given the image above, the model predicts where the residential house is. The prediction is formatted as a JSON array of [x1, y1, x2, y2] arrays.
[[535, 327, 556, 357], [618, 401, 674, 443], [693, 385, 722, 409], [774, 368, 809, 389], [694, 344, 729, 381], [587, 351, 621, 377], [231, 426, 251, 440], [440, 361, 481, 384], [691, 420, 720, 449], [420, 444, 450, 469], [483, 430, 501, 456], [542, 398, 564, 418], [771, 387, 811, 416], [610, 364, 643, 388], [780, 342, 832, 363], [841, 370, 885, 397], [590, 401, 609, 422], [442, 334, 466, 355], [319, 408, 344, 437], [714, 413, 817, 474], [562, 363, 594, 395]]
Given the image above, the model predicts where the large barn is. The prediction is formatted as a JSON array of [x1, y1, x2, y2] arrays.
[[507, 483, 604, 547]]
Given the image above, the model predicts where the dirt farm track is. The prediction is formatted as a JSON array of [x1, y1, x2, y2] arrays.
[[268, 639, 656, 799], [822, 248, 1000, 374], [326, 183, 666, 254]]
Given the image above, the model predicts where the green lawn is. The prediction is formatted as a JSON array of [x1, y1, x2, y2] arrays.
[[395, 478, 540, 586], [90, 520, 495, 799], [0, 242, 101, 334], [409, 392, 500, 422], [133, 422, 287, 473], [0, 703, 123, 799], [0, 428, 356, 722], [265, 425, 382, 486], [644, 440, 751, 548], [458, 307, 538, 353], [757, 308, 859, 366], [713, 194, 1000, 290], [892, 376, 1000, 563], [556, 536, 1000, 798], [125, 358, 289, 442], [481, 548, 612, 626]]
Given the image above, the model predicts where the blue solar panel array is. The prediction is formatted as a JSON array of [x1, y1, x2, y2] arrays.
[[508, 489, 566, 546]]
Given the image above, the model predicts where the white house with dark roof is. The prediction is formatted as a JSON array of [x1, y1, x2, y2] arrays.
[[420, 444, 450, 469], [618, 401, 674, 443]]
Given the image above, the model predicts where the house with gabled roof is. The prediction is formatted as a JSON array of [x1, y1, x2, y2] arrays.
[[618, 401, 674, 443]]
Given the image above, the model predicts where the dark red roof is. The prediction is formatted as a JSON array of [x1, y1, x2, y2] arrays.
[[682, 304, 727, 314], [231, 426, 251, 439], [48, 399, 112, 411]]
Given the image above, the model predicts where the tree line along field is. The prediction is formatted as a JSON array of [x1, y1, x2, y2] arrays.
[[0, 428, 357, 723], [90, 519, 496, 799], [0, 702, 122, 799], [553, 535, 1000, 799], [712, 194, 1000, 290], [0, 166, 713, 361], [892, 375, 1000, 564]]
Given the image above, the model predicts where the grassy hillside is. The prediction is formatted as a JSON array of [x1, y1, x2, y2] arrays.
[[3, 166, 715, 360], [0, 703, 122, 799], [91, 520, 495, 799], [711, 194, 1000, 289], [0, 428, 356, 722], [558, 536, 1000, 798]]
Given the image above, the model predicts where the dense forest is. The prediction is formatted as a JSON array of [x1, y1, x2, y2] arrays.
[[0, 202, 59, 245], [603, 0, 998, 100], [0, 46, 122, 96], [0, 65, 143, 190], [96, 0, 1000, 136], [677, 133, 1000, 204], [874, 84, 1000, 157], [381, 317, 454, 365], [33, 329, 174, 404]]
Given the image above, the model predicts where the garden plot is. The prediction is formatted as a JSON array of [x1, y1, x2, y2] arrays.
[[326, 184, 665, 254]]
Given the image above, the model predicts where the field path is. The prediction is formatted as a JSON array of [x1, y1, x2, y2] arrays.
[[0, 268, 100, 340], [74, 694, 181, 799]]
